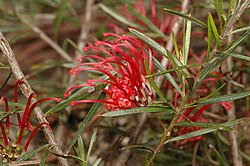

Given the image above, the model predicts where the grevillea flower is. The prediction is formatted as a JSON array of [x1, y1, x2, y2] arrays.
[[65, 33, 154, 111], [0, 78, 61, 162]]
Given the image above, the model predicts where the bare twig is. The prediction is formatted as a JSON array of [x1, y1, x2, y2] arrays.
[[18, 15, 73, 62], [226, 28, 243, 166], [0, 32, 69, 166], [192, 142, 199, 166]]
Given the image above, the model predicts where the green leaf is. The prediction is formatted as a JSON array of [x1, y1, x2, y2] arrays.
[[188, 83, 226, 106], [129, 28, 186, 77], [147, 64, 201, 78], [212, 0, 225, 32], [99, 3, 140, 29], [67, 93, 105, 151], [231, 53, 250, 61], [206, 15, 212, 61], [45, 87, 91, 116], [197, 91, 250, 105], [208, 13, 221, 47], [172, 31, 180, 60], [176, 122, 232, 132], [183, 18, 192, 65], [224, 30, 250, 53], [45, 83, 106, 116], [145, 60, 168, 103], [102, 106, 173, 117], [228, 25, 250, 35], [86, 128, 97, 162], [152, 56, 182, 95], [164, 117, 249, 144], [39, 150, 48, 166], [210, 145, 229, 166], [163, 8, 207, 29], [227, 0, 237, 19], [121, 145, 154, 154], [16, 144, 48, 162], [215, 133, 228, 166], [76, 137, 86, 166], [93, 158, 102, 166], [129, 28, 182, 95], [126, 5, 167, 40], [194, 53, 230, 90], [129, 28, 167, 56]]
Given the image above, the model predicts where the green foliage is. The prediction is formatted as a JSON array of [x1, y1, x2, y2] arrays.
[[0, 0, 249, 165]]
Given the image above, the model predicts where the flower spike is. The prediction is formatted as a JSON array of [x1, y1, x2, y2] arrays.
[[66, 33, 154, 111]]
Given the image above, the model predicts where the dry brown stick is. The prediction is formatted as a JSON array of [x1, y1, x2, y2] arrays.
[[226, 30, 243, 166], [0, 32, 69, 166], [192, 142, 199, 166], [18, 15, 73, 62]]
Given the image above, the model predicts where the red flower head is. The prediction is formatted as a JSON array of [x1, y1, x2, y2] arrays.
[[0, 78, 61, 162], [65, 33, 154, 111]]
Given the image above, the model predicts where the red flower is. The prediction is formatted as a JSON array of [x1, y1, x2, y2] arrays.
[[220, 102, 232, 111], [0, 78, 61, 162], [65, 33, 154, 111]]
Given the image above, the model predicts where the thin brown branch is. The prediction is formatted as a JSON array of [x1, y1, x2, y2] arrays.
[[192, 142, 199, 166], [0, 32, 69, 166], [18, 15, 73, 62], [226, 28, 243, 166]]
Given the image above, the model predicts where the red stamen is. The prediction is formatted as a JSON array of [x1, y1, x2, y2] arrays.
[[23, 122, 48, 151], [71, 99, 116, 106], [190, 104, 212, 121], [20, 93, 37, 127], [150, 0, 157, 26], [27, 98, 62, 121], [220, 102, 232, 111], [64, 84, 92, 97], [0, 96, 10, 132], [0, 123, 9, 146], [15, 78, 24, 125]]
